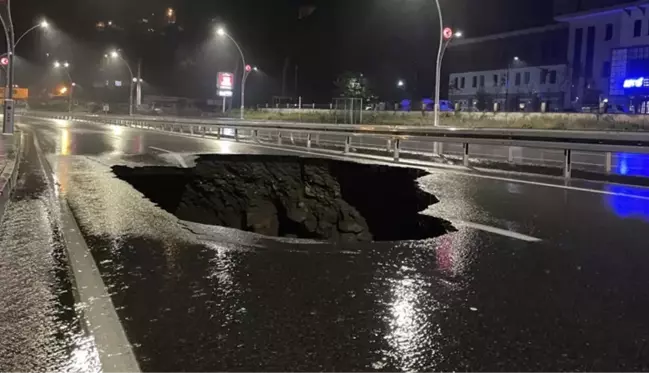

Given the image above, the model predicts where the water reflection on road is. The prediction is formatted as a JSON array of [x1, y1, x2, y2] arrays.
[[606, 153, 649, 221]]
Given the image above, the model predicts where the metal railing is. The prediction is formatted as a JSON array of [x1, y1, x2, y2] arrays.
[[24, 111, 649, 179]]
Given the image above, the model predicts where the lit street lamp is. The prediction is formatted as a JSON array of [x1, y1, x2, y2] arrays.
[[397, 80, 405, 88], [108, 50, 135, 116], [0, 17, 49, 133], [217, 27, 249, 120], [54, 60, 74, 112]]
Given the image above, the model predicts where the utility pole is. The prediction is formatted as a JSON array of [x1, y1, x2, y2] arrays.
[[0, 0, 15, 133], [294, 64, 299, 99], [136, 59, 142, 107]]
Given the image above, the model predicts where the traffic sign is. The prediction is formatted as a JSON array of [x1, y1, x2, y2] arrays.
[[0, 57, 8, 66], [245, 64, 252, 72], [443, 27, 453, 40]]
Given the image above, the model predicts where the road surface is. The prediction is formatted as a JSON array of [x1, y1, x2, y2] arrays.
[[6, 115, 649, 371]]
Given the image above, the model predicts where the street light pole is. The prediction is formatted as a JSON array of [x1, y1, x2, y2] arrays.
[[218, 28, 247, 120], [433, 0, 444, 128], [109, 51, 135, 116], [0, 0, 16, 134], [54, 61, 74, 112]]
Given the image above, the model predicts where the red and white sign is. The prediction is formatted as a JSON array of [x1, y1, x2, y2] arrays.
[[245, 64, 252, 72], [217, 72, 234, 90], [442, 27, 453, 40], [0, 57, 8, 66]]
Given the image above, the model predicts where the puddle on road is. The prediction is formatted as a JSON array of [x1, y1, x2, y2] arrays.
[[112, 155, 454, 242]]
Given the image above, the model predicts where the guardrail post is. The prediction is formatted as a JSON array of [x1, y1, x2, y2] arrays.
[[605, 152, 612, 174], [508, 146, 515, 163], [463, 143, 470, 166], [202, 126, 206, 138], [344, 136, 351, 154], [438, 142, 444, 156], [307, 133, 312, 148], [278, 132, 282, 145], [216, 127, 221, 139], [315, 133, 320, 145], [235, 128, 239, 142], [393, 139, 400, 161], [386, 139, 392, 152], [564, 149, 572, 178], [253, 129, 259, 141], [190, 126, 194, 135]]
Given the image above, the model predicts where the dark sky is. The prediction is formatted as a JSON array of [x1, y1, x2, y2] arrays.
[[8, 0, 555, 103]]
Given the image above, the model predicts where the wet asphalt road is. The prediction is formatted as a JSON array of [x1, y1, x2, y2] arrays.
[[13, 115, 649, 371]]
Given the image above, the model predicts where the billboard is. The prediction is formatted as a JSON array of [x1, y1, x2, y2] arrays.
[[0, 87, 28, 100], [217, 72, 234, 90]]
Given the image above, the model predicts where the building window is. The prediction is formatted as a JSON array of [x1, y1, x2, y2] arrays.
[[549, 70, 557, 84], [540, 69, 548, 84], [515, 72, 521, 86], [634, 19, 642, 37], [454, 77, 459, 89], [461, 77, 465, 88], [479, 75, 485, 87], [585, 26, 596, 78], [493, 74, 498, 86], [472, 76, 477, 88], [605, 23, 613, 41], [524, 71, 530, 84], [602, 61, 611, 77]]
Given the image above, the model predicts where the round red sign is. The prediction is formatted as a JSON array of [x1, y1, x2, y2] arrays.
[[245, 64, 252, 72], [0, 57, 9, 66], [443, 27, 453, 40]]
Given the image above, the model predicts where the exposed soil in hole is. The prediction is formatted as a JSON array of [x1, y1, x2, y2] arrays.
[[112, 155, 454, 242]]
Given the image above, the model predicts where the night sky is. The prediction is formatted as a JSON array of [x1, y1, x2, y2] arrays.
[[9, 0, 554, 103]]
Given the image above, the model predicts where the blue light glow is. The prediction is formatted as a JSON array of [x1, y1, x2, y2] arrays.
[[615, 153, 649, 177], [606, 185, 649, 221], [623, 77, 649, 88], [605, 152, 649, 221]]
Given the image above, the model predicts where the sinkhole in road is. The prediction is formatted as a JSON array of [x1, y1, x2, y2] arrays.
[[112, 155, 454, 242]]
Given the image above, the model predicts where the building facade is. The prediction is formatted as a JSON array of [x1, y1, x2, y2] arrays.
[[557, 0, 649, 112], [445, 24, 569, 111]]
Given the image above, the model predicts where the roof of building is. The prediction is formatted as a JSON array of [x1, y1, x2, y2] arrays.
[[448, 24, 568, 48], [554, 0, 649, 21]]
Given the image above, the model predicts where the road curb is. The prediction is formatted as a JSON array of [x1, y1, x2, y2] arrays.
[[0, 132, 23, 224], [31, 133, 141, 373]]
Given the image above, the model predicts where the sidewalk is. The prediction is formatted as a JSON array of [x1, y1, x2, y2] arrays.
[[0, 133, 21, 221]]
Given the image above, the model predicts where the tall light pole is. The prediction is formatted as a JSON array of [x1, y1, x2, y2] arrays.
[[54, 61, 74, 112], [505, 56, 521, 111], [434, 26, 462, 127], [108, 50, 135, 116], [217, 27, 248, 120]]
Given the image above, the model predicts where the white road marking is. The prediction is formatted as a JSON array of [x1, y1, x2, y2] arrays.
[[32, 134, 141, 372], [43, 116, 649, 201], [452, 220, 542, 242], [229, 141, 649, 201], [148, 146, 189, 168]]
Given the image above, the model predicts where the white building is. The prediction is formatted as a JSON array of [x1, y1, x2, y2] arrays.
[[449, 65, 568, 111], [556, 0, 649, 112], [445, 24, 570, 111]]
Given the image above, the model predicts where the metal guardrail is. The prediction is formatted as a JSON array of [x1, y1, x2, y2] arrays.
[[25, 111, 649, 178]]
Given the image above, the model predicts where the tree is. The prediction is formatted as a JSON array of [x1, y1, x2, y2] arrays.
[[474, 88, 492, 111], [333, 72, 373, 100]]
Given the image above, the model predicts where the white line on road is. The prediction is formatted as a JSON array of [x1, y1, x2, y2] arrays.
[[452, 220, 542, 242], [148, 146, 189, 168], [48, 116, 649, 201]]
